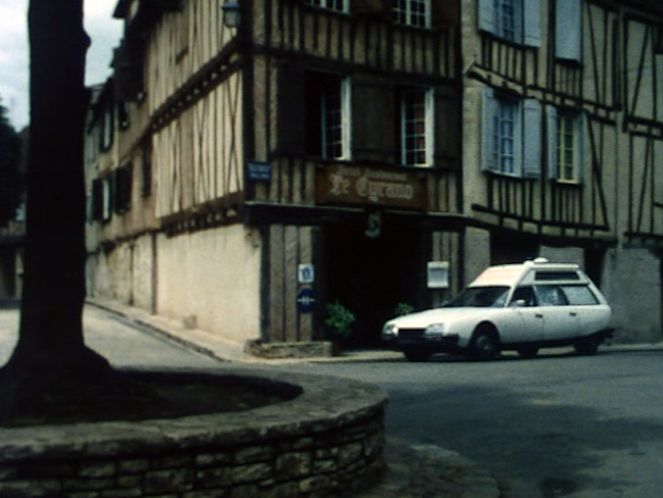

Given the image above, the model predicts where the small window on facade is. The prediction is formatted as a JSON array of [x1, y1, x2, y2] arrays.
[[102, 176, 112, 222], [478, 0, 540, 47], [393, 0, 431, 28], [305, 0, 348, 12], [100, 103, 114, 151], [113, 164, 132, 214], [118, 101, 130, 130], [305, 73, 351, 160], [547, 107, 584, 183], [497, 0, 517, 41], [91, 179, 103, 222], [535, 285, 569, 306], [562, 285, 599, 305], [399, 88, 434, 166], [494, 98, 519, 175]]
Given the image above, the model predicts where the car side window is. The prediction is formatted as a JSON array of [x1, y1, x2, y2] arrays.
[[534, 285, 568, 306], [562, 285, 599, 305], [511, 286, 537, 307]]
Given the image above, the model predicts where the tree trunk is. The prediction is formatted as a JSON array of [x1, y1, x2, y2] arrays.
[[0, 0, 114, 423]]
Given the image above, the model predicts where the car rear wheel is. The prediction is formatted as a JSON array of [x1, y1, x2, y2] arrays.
[[469, 326, 500, 360], [517, 346, 539, 358], [403, 351, 432, 362], [574, 335, 599, 355]]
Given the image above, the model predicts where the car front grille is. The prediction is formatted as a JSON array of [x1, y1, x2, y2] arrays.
[[398, 328, 425, 338]]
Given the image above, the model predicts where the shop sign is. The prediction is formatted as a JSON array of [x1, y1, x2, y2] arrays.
[[427, 261, 450, 289], [298, 264, 315, 284], [296, 288, 316, 313], [316, 165, 427, 210], [246, 161, 272, 181]]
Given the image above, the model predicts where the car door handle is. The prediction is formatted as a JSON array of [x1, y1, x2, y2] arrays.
[[535, 314, 543, 318], [569, 312, 577, 317]]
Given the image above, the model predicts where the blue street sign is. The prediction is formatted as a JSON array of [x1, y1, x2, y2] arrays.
[[296, 288, 316, 313], [247, 161, 272, 181]]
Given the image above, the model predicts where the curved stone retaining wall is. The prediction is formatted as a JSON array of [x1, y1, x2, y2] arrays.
[[0, 369, 387, 498]]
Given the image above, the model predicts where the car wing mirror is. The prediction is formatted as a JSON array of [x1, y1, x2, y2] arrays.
[[510, 299, 526, 308]]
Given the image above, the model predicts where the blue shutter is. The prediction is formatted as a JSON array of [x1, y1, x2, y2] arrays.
[[546, 106, 558, 180], [523, 0, 541, 47], [576, 112, 587, 184], [478, 0, 497, 35], [482, 87, 498, 172], [513, 0, 524, 45], [522, 99, 542, 178], [555, 0, 582, 61], [513, 100, 524, 177]]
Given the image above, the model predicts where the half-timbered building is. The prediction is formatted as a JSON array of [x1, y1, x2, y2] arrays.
[[462, 0, 663, 342], [86, 0, 663, 352], [85, 0, 462, 350]]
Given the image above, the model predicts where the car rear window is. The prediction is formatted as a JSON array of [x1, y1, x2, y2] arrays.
[[562, 285, 599, 305]]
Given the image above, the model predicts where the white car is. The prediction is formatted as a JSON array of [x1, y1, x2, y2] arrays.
[[382, 258, 613, 361]]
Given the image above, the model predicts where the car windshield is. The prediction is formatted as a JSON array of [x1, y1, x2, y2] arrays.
[[446, 286, 509, 308]]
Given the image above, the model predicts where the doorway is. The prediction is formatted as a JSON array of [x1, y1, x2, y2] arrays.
[[322, 220, 424, 347]]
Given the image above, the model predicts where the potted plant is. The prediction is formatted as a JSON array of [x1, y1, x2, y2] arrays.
[[325, 301, 355, 351]]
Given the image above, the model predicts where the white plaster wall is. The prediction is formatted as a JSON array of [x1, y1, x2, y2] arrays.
[[131, 234, 155, 312], [539, 246, 585, 269], [464, 227, 491, 285], [109, 244, 132, 304], [156, 224, 261, 343], [602, 248, 662, 343]]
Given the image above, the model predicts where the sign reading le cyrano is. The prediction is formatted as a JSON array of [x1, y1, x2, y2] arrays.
[[316, 165, 427, 210]]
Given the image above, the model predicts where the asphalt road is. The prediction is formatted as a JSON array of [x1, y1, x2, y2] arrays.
[[289, 350, 663, 498], [2, 306, 663, 497]]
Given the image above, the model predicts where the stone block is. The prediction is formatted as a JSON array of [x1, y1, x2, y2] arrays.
[[152, 454, 193, 469], [233, 445, 275, 464], [230, 463, 273, 484], [100, 487, 142, 498], [229, 484, 260, 498], [314, 447, 339, 459], [196, 467, 232, 487], [0, 480, 60, 497], [184, 490, 230, 498], [63, 478, 116, 491], [338, 442, 363, 467], [118, 459, 150, 474], [298, 475, 335, 493], [19, 462, 76, 479], [79, 462, 116, 478], [68, 492, 101, 498], [312, 459, 337, 474], [195, 453, 232, 467], [117, 475, 143, 488], [144, 469, 193, 494], [274, 452, 312, 479]]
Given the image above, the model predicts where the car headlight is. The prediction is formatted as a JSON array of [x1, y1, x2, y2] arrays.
[[382, 323, 398, 338], [425, 323, 446, 336]]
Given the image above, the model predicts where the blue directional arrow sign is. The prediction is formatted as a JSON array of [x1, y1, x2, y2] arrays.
[[296, 288, 316, 313]]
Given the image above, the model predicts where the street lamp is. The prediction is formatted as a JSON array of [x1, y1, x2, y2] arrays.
[[221, 1, 241, 28]]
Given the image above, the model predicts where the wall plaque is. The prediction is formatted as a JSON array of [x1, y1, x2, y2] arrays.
[[315, 165, 427, 210]]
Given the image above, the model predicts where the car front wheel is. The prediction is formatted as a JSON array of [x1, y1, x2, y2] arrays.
[[469, 326, 500, 360]]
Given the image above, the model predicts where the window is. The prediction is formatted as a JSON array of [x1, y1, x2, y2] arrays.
[[306, 73, 351, 160], [535, 285, 568, 306], [555, 0, 582, 61], [305, 0, 348, 12], [399, 88, 434, 166], [562, 285, 599, 305], [494, 98, 518, 174], [484, 88, 544, 177], [448, 286, 510, 308], [393, 0, 430, 28], [100, 103, 114, 152], [141, 140, 152, 197], [535, 271, 580, 281], [511, 286, 537, 306], [478, 0, 540, 47], [102, 176, 112, 222], [546, 106, 585, 183], [113, 164, 132, 214]]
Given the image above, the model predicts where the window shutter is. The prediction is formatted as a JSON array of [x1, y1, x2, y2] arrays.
[[351, 76, 394, 163], [513, 101, 524, 177], [523, 0, 541, 47], [92, 179, 103, 221], [577, 112, 587, 184], [341, 77, 352, 160], [481, 87, 498, 172], [277, 63, 307, 155], [425, 89, 435, 166], [555, 0, 582, 61], [546, 105, 559, 180], [478, 0, 496, 35], [513, 0, 524, 45], [522, 99, 542, 178]]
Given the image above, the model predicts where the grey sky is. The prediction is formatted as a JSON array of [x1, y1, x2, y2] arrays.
[[0, 0, 123, 130]]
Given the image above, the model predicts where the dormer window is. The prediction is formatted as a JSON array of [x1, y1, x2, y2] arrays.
[[393, 0, 431, 29]]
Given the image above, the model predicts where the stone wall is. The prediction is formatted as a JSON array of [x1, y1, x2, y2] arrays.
[[0, 370, 387, 498]]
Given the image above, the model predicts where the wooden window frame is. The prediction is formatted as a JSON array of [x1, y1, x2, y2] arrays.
[[494, 98, 519, 175], [556, 112, 579, 183], [393, 0, 431, 29], [320, 77, 351, 160], [399, 87, 434, 167]]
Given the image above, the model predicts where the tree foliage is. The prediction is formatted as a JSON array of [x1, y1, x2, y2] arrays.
[[0, 98, 21, 227]]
